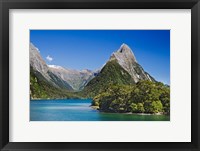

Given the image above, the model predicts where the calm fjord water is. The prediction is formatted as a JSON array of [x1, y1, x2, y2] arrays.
[[30, 99, 170, 121]]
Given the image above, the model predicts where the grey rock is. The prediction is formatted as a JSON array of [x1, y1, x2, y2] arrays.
[[30, 43, 51, 81], [109, 43, 155, 83]]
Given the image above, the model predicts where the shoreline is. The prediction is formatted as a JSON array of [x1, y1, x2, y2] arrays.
[[91, 106, 168, 115], [31, 97, 89, 101], [99, 111, 168, 116]]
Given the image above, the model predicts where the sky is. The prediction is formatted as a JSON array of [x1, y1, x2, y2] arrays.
[[30, 30, 170, 85]]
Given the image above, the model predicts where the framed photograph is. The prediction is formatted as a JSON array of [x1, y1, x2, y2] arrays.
[[0, 0, 200, 150]]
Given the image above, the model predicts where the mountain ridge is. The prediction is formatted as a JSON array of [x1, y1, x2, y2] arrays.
[[30, 42, 157, 99]]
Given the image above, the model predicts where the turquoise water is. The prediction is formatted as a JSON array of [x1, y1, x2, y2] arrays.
[[30, 99, 170, 121]]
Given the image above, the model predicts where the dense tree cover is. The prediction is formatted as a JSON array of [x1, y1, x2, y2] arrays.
[[92, 80, 170, 114]]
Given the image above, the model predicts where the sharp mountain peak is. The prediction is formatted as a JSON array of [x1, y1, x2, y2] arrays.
[[110, 43, 137, 63], [108, 43, 154, 83], [118, 43, 132, 52]]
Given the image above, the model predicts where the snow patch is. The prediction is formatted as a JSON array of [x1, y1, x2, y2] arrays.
[[48, 65, 63, 69]]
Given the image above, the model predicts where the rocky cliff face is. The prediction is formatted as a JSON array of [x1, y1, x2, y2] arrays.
[[30, 43, 51, 80], [109, 43, 155, 83]]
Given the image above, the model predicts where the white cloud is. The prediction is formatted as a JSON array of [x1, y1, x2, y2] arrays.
[[46, 55, 53, 62]]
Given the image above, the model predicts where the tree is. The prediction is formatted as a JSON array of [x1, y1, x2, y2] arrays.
[[130, 103, 138, 113], [137, 103, 145, 113], [159, 89, 170, 114], [150, 101, 163, 113]]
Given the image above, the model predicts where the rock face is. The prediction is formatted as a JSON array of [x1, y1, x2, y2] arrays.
[[110, 43, 155, 83], [48, 65, 95, 91], [30, 43, 50, 80]]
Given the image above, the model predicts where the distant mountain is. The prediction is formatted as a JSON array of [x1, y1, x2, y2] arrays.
[[83, 44, 155, 97], [48, 65, 95, 91]]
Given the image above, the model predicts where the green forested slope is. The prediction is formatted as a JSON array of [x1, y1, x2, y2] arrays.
[[30, 67, 79, 99], [81, 60, 135, 98]]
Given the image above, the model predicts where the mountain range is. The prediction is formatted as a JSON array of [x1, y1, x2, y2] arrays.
[[30, 43, 156, 99]]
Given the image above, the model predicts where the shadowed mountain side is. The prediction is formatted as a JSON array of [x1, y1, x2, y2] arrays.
[[30, 67, 80, 99], [81, 59, 135, 98]]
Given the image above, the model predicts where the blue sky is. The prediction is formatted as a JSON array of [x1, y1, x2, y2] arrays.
[[30, 30, 170, 85]]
